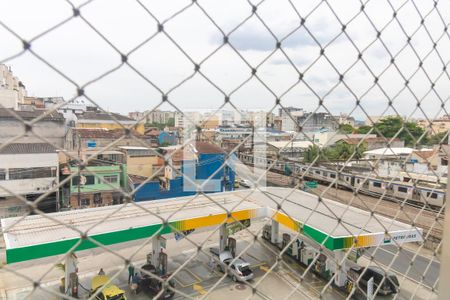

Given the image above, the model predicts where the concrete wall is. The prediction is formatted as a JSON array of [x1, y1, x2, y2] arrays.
[[0, 90, 18, 109], [76, 121, 145, 135], [127, 156, 160, 178], [0, 118, 66, 147], [0, 152, 58, 197], [69, 190, 123, 208]]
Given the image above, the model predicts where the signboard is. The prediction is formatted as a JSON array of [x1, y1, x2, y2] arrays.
[[227, 219, 250, 235], [367, 277, 374, 299], [174, 229, 195, 241], [87, 140, 96, 149]]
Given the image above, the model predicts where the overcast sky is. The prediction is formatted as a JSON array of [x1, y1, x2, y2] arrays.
[[1, 0, 449, 121]]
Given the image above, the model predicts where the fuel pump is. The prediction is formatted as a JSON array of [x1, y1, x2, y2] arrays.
[[262, 224, 271, 241], [227, 237, 237, 257], [69, 272, 79, 298], [159, 252, 168, 275], [282, 233, 291, 254]]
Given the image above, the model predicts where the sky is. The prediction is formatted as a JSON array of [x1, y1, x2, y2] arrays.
[[0, 0, 449, 122]]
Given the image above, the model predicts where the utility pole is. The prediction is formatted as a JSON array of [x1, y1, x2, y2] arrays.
[[77, 133, 81, 208]]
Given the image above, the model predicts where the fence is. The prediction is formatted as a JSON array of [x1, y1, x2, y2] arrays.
[[0, 0, 449, 299]]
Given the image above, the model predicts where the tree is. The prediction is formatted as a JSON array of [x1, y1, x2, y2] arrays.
[[373, 116, 424, 146], [327, 141, 367, 161], [303, 145, 322, 163], [356, 125, 372, 134], [427, 132, 449, 145], [338, 124, 355, 134]]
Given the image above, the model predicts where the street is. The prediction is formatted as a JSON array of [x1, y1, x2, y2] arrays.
[[365, 245, 439, 289]]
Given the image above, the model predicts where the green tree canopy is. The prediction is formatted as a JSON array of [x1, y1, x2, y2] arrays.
[[338, 124, 355, 134], [374, 116, 425, 146], [427, 132, 448, 145], [356, 125, 372, 134]]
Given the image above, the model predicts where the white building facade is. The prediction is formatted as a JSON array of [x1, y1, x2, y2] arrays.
[[0, 64, 27, 110]]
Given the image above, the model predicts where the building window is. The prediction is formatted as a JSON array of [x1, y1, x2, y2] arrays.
[[80, 198, 90, 206], [0, 169, 5, 180], [94, 193, 102, 205], [112, 192, 123, 205], [398, 186, 408, 193], [9, 167, 55, 180], [103, 175, 118, 184], [372, 181, 382, 188], [72, 175, 95, 186], [427, 192, 438, 199]]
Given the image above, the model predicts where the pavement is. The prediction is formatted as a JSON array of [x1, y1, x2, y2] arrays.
[[365, 245, 440, 289]]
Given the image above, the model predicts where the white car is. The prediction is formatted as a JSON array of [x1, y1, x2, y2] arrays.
[[210, 248, 254, 282], [239, 179, 254, 188]]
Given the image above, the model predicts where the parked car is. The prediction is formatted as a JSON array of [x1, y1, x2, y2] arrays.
[[139, 263, 176, 299], [348, 266, 399, 296], [239, 179, 254, 188], [90, 275, 127, 300], [210, 248, 254, 282]]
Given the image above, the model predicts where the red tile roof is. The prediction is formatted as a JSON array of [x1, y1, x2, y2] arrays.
[[193, 142, 225, 154]]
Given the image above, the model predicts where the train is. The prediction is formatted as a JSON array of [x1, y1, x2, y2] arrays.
[[238, 153, 446, 209]]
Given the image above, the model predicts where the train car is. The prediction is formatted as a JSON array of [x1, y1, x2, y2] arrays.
[[367, 179, 389, 194], [239, 154, 446, 209], [416, 187, 445, 208], [354, 176, 367, 189], [328, 171, 337, 180], [391, 183, 414, 199], [341, 173, 354, 186]]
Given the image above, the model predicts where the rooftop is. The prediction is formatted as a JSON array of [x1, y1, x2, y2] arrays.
[[191, 141, 225, 154], [72, 128, 143, 138], [118, 146, 151, 150], [340, 137, 401, 145], [412, 149, 438, 160], [2, 187, 422, 264], [0, 143, 57, 154], [268, 141, 313, 149], [77, 111, 136, 122], [364, 147, 414, 156], [0, 108, 64, 121]]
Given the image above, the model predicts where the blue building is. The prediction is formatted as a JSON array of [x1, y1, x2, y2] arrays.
[[158, 131, 177, 146], [133, 142, 235, 201]]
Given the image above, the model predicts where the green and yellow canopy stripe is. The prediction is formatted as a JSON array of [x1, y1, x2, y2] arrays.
[[6, 208, 260, 264]]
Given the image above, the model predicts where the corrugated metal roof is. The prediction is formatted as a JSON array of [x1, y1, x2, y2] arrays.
[[73, 128, 144, 138], [0, 143, 57, 154], [77, 111, 135, 122], [193, 142, 225, 154], [0, 108, 64, 121]]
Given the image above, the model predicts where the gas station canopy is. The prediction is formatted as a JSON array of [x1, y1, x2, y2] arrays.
[[1, 187, 422, 264]]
